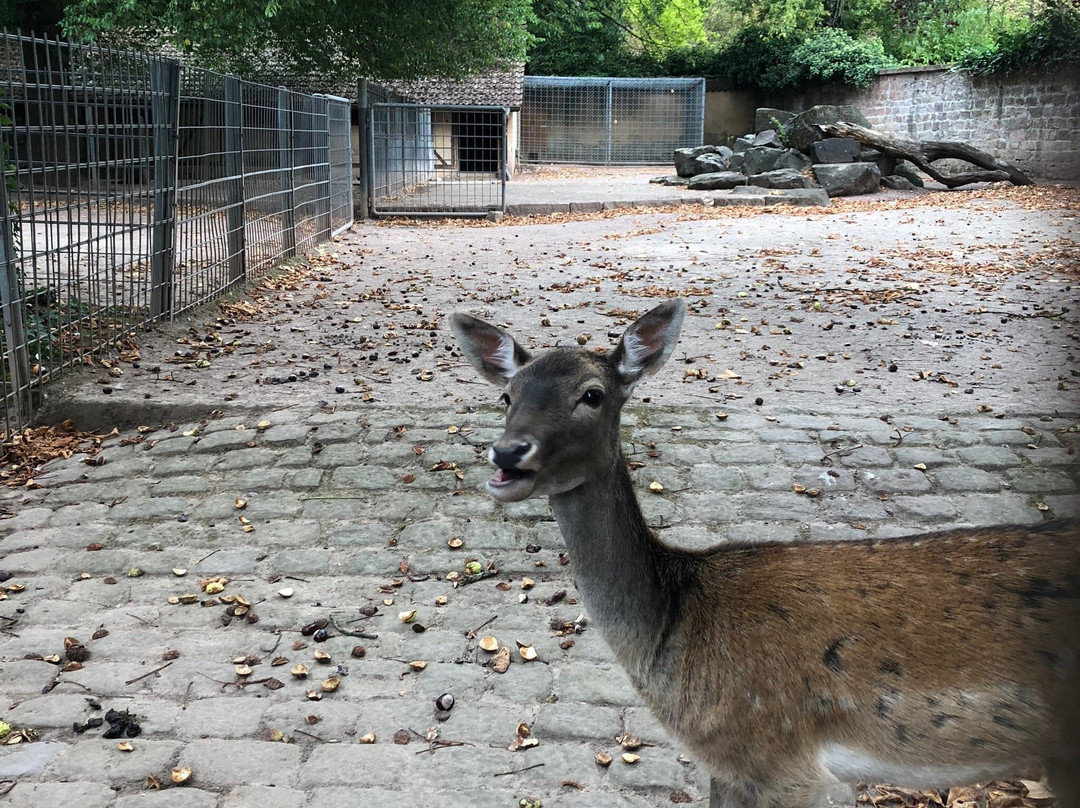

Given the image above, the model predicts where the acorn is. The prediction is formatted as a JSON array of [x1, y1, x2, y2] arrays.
[[435, 693, 455, 712]]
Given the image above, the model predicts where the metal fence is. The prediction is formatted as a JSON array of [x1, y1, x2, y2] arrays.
[[369, 103, 506, 216], [0, 31, 353, 431], [520, 76, 705, 164]]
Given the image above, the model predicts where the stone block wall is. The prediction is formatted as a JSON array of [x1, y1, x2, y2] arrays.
[[767, 64, 1080, 181]]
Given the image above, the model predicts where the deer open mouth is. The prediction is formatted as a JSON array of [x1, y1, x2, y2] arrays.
[[487, 467, 536, 501]]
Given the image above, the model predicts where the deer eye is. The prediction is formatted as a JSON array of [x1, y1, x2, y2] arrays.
[[580, 388, 605, 408], [499, 392, 511, 407]]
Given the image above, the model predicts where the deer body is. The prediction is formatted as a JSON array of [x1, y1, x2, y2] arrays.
[[451, 300, 1080, 808]]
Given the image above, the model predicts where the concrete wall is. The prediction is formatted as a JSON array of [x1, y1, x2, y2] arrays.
[[765, 64, 1080, 181], [704, 85, 756, 145]]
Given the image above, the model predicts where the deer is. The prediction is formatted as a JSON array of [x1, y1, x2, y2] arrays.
[[450, 299, 1080, 808]]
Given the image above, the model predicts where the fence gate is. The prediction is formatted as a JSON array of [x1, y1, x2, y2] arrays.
[[521, 76, 705, 164], [369, 103, 506, 216]]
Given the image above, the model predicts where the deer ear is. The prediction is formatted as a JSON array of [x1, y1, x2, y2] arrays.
[[612, 299, 686, 391], [449, 313, 532, 386]]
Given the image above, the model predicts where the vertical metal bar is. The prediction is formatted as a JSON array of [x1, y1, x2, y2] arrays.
[[319, 95, 331, 239], [343, 103, 354, 227], [366, 104, 376, 217], [500, 107, 507, 213], [356, 80, 369, 219], [605, 80, 613, 165], [223, 74, 245, 285], [150, 59, 180, 320], [277, 86, 295, 257], [0, 177, 30, 428]]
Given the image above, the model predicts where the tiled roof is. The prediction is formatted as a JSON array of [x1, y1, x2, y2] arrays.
[[386, 64, 524, 109]]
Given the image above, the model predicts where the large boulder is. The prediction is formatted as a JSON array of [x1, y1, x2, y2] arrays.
[[743, 147, 811, 176], [811, 137, 861, 164], [690, 151, 731, 176], [813, 162, 881, 197], [674, 145, 717, 177], [893, 161, 925, 187], [748, 168, 817, 190], [688, 171, 746, 191], [721, 186, 831, 207], [752, 129, 783, 149], [730, 136, 755, 155], [782, 105, 872, 153], [755, 108, 796, 134], [881, 174, 917, 191]]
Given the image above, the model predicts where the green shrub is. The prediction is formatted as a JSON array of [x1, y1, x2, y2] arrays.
[[788, 27, 894, 87], [664, 26, 892, 92], [957, 4, 1080, 75]]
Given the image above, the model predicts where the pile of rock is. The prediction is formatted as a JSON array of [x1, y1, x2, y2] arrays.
[[655, 104, 924, 204]]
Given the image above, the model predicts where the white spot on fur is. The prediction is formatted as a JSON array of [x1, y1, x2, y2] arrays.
[[817, 743, 1034, 789]]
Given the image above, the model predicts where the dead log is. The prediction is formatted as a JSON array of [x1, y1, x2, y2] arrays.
[[819, 121, 1033, 188]]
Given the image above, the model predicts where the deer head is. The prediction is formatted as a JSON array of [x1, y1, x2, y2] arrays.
[[449, 299, 686, 502]]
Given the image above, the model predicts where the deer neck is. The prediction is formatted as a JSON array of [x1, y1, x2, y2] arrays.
[[548, 450, 683, 686]]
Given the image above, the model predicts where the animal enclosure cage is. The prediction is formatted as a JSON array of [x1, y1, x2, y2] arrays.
[[368, 103, 507, 216], [520, 76, 705, 164], [0, 30, 352, 431]]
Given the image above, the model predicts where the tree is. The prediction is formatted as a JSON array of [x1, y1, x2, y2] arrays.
[[60, 0, 532, 80]]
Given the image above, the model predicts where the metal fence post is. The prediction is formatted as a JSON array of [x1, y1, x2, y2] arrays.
[[318, 95, 332, 239], [356, 80, 370, 219], [277, 86, 296, 258], [150, 58, 180, 320], [223, 74, 245, 285], [0, 178, 30, 428], [604, 80, 613, 165]]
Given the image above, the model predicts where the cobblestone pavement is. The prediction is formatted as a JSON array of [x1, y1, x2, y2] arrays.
[[3, 187, 1080, 808]]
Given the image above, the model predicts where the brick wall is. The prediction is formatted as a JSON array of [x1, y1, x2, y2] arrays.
[[766, 64, 1080, 181]]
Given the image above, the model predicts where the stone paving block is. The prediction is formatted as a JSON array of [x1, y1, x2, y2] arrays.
[[0, 741, 67, 778], [555, 662, 637, 706], [258, 424, 314, 447], [0, 781, 117, 808], [893, 447, 955, 468], [177, 696, 271, 738], [711, 443, 777, 465], [1005, 468, 1077, 493], [192, 430, 259, 453], [721, 521, 801, 544], [153, 476, 213, 496], [1016, 447, 1077, 466], [306, 787, 524, 808], [49, 502, 116, 526], [211, 448, 281, 471], [954, 445, 1021, 468], [1042, 494, 1080, 518], [147, 436, 198, 456], [48, 738, 182, 781], [889, 495, 961, 521], [930, 467, 1002, 492], [533, 702, 622, 742], [223, 785, 305, 808], [791, 466, 855, 493], [177, 739, 300, 788], [115, 788, 222, 808], [808, 523, 875, 542], [859, 468, 932, 494], [744, 465, 794, 491], [731, 491, 815, 522], [829, 444, 893, 468], [674, 492, 738, 523], [954, 493, 1044, 526]]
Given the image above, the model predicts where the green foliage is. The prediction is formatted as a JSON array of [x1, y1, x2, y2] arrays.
[[663, 25, 890, 91], [663, 27, 800, 88], [528, 0, 661, 75], [61, 0, 532, 80], [957, 3, 1080, 74], [787, 26, 894, 86], [723, 0, 826, 36]]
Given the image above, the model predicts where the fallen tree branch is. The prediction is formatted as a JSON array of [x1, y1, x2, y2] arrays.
[[819, 122, 1032, 188]]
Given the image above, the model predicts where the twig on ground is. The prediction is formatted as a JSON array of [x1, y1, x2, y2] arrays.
[[126, 661, 174, 685]]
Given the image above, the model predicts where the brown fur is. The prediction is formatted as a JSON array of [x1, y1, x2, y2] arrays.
[[450, 301, 1080, 808]]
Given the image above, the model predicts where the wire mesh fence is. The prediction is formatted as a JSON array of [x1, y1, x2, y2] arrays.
[[0, 30, 353, 432], [370, 103, 506, 216], [520, 76, 705, 164]]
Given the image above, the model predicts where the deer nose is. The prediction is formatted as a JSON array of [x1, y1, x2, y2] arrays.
[[491, 441, 533, 469]]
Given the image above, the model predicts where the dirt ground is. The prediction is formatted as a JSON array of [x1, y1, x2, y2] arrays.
[[45, 178, 1080, 427]]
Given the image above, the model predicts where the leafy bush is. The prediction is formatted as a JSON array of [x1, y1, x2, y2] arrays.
[[787, 27, 894, 87], [957, 3, 1080, 75], [663, 26, 891, 92]]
